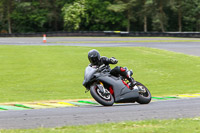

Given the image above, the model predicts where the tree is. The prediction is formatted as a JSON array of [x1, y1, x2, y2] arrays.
[[84, 0, 125, 31], [182, 0, 200, 31], [46, 0, 67, 31], [0, 1, 4, 33], [0, 0, 199, 33], [0, 0, 15, 33], [152, 0, 169, 32], [108, 0, 138, 31], [11, 1, 49, 33], [170, 0, 186, 32], [62, 0, 87, 31], [137, 0, 154, 32]]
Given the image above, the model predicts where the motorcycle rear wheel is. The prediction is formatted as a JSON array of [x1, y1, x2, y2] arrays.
[[90, 84, 114, 106], [135, 82, 151, 104]]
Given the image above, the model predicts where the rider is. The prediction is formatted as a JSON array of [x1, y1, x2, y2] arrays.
[[88, 49, 135, 88]]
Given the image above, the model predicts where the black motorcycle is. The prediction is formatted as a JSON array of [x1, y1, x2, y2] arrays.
[[83, 64, 151, 106]]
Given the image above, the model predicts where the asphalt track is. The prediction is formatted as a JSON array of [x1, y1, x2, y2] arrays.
[[0, 37, 200, 56], [0, 37, 200, 129], [0, 98, 200, 129]]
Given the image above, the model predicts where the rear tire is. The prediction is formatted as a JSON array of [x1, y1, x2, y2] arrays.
[[135, 82, 151, 104], [90, 85, 114, 106]]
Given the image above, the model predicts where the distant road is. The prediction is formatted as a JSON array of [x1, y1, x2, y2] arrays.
[[0, 37, 200, 56]]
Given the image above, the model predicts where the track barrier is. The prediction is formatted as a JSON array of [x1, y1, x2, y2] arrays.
[[0, 31, 200, 38]]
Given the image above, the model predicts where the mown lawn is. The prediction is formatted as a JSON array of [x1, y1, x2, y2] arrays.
[[0, 45, 200, 103], [1, 117, 200, 133]]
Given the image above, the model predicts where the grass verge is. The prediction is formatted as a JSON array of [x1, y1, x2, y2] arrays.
[[1, 117, 200, 133], [0, 45, 200, 103]]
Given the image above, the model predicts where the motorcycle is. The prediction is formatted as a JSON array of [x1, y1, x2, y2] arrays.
[[82, 64, 151, 106]]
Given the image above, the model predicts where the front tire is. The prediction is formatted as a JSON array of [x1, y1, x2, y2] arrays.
[[135, 82, 151, 104], [90, 85, 114, 106]]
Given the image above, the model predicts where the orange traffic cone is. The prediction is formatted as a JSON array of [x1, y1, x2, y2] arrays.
[[43, 34, 47, 43]]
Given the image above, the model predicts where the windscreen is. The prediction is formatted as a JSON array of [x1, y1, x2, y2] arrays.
[[84, 66, 97, 83]]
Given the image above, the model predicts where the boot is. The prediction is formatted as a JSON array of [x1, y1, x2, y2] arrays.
[[128, 77, 136, 88], [126, 70, 135, 88], [127, 69, 133, 77]]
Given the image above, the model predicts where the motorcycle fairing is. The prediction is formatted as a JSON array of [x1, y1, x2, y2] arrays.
[[83, 66, 97, 89], [96, 73, 139, 103]]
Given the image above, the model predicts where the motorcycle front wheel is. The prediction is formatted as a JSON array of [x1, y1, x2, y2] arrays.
[[135, 81, 151, 104], [90, 84, 114, 106]]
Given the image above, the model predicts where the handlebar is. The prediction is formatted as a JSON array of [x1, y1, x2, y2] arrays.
[[98, 64, 107, 72]]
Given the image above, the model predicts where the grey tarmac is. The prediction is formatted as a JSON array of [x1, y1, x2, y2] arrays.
[[0, 98, 200, 129], [0, 37, 200, 56]]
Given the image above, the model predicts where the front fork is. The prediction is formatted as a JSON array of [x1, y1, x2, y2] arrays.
[[97, 82, 106, 94]]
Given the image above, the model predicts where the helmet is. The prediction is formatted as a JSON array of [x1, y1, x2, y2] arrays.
[[88, 49, 100, 65]]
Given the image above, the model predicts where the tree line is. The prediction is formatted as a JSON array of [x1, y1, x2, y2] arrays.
[[0, 0, 199, 34]]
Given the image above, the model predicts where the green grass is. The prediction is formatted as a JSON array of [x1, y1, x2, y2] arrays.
[[1, 117, 200, 133], [0, 45, 200, 103]]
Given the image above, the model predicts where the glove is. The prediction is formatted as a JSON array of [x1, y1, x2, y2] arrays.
[[110, 57, 118, 64]]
